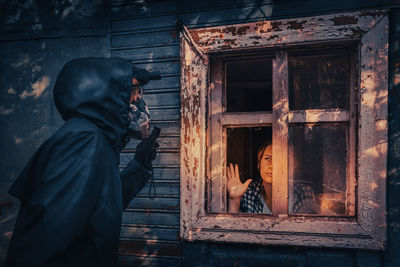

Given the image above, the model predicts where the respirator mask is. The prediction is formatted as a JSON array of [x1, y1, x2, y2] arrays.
[[120, 69, 160, 150], [128, 86, 151, 140]]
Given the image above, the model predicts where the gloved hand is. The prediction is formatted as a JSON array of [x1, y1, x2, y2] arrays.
[[135, 139, 159, 169]]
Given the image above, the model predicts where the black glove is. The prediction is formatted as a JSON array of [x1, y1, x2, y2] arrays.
[[135, 139, 159, 169]]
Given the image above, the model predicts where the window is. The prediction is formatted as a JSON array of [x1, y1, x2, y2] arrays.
[[180, 10, 388, 249], [208, 46, 357, 217]]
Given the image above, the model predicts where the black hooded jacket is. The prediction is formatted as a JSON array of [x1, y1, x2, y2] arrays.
[[6, 58, 151, 267]]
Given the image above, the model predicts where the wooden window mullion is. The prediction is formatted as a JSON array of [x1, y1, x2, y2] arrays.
[[346, 52, 357, 216], [222, 112, 273, 126], [272, 50, 289, 215]]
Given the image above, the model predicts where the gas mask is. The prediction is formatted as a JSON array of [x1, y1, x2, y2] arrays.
[[128, 86, 151, 140], [120, 69, 161, 151]]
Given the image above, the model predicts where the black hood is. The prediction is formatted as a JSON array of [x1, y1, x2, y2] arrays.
[[54, 57, 135, 152]]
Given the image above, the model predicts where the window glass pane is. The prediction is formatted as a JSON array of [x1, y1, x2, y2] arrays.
[[289, 50, 350, 110], [226, 127, 272, 214], [288, 124, 348, 216], [226, 59, 272, 112]]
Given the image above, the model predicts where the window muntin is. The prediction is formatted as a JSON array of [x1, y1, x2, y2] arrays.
[[208, 46, 356, 217], [180, 11, 388, 249]]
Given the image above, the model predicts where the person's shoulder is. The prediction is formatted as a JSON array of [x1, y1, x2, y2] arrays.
[[57, 118, 103, 138], [248, 179, 262, 190], [61, 117, 102, 135], [53, 118, 112, 158], [9, 118, 112, 201]]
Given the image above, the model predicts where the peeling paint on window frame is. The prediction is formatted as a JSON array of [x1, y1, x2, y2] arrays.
[[180, 10, 388, 250]]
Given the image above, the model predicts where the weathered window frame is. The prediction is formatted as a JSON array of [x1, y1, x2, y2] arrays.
[[209, 46, 357, 217], [180, 10, 388, 249]]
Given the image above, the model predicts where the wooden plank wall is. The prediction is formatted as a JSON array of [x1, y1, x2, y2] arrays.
[[110, 0, 397, 266], [111, 1, 181, 265]]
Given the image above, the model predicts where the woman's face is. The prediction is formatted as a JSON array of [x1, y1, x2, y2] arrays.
[[259, 144, 272, 183]]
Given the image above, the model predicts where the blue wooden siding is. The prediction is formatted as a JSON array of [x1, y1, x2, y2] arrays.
[[111, 1, 182, 265], [182, 242, 383, 267]]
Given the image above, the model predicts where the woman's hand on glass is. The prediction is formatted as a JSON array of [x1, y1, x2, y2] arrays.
[[227, 163, 252, 199]]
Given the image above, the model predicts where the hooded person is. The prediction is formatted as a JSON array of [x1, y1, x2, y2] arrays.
[[5, 57, 159, 267]]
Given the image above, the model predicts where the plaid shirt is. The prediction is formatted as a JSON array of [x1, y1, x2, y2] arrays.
[[240, 179, 265, 213], [240, 179, 317, 214]]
